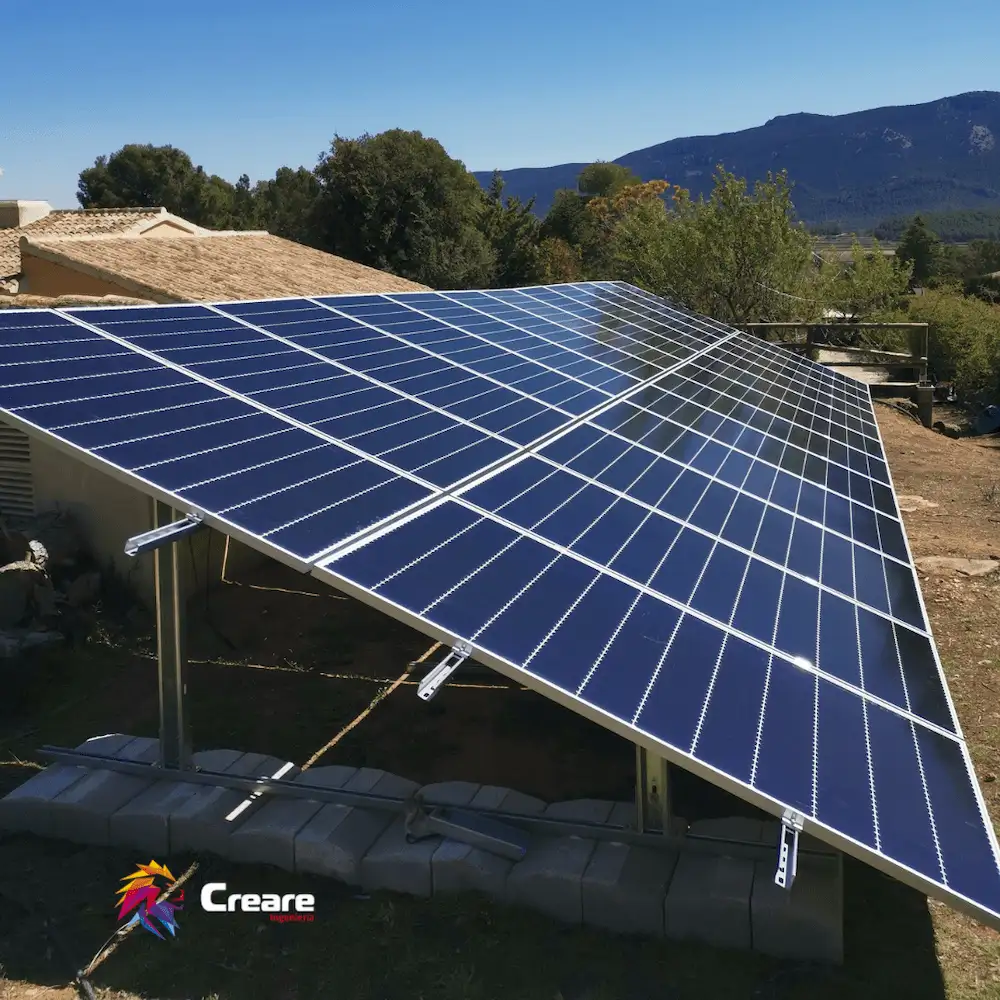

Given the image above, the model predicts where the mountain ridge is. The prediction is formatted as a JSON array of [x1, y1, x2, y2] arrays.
[[473, 91, 1000, 228]]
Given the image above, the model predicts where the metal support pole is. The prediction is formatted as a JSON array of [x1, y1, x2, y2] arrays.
[[636, 745, 677, 834], [153, 500, 191, 770], [915, 381, 934, 429]]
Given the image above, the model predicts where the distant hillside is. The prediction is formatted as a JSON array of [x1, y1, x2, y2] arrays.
[[475, 91, 1000, 228]]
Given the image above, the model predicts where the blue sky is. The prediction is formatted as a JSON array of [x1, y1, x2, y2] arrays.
[[7, 0, 1000, 208]]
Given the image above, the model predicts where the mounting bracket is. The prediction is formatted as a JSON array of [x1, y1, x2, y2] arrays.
[[774, 807, 805, 889], [417, 641, 473, 701], [125, 512, 204, 556]]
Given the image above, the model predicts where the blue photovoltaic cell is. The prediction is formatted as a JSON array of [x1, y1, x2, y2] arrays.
[[3, 282, 998, 932], [320, 490, 1000, 927], [71, 305, 518, 489], [0, 311, 434, 561]]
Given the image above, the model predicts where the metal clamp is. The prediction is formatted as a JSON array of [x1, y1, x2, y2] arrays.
[[125, 513, 204, 556], [774, 808, 805, 889], [417, 641, 473, 701]]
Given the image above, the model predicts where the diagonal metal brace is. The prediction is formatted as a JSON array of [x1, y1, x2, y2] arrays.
[[417, 641, 473, 701], [403, 792, 529, 861], [774, 807, 805, 889], [125, 512, 204, 556]]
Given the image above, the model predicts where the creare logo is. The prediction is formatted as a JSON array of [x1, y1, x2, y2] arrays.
[[116, 860, 183, 939]]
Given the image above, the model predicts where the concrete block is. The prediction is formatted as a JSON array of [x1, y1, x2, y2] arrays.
[[419, 781, 481, 807], [688, 816, 767, 845], [471, 786, 546, 815], [506, 834, 598, 925], [292, 769, 407, 884], [431, 839, 514, 898], [361, 816, 439, 897], [169, 752, 299, 857], [582, 841, 678, 938], [608, 800, 638, 829], [0, 734, 135, 835], [108, 749, 244, 855], [43, 737, 160, 846], [545, 799, 615, 823], [663, 851, 754, 950], [228, 765, 357, 871], [751, 854, 844, 964], [294, 803, 392, 884]]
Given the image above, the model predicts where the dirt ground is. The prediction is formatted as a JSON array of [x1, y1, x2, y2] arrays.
[[1, 406, 999, 999]]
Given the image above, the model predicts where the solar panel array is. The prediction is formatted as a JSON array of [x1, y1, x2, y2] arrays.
[[1, 280, 997, 930]]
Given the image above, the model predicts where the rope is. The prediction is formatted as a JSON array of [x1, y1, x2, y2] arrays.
[[299, 640, 441, 772]]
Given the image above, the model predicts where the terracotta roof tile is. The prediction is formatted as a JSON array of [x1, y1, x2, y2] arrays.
[[22, 232, 430, 300], [0, 207, 173, 278]]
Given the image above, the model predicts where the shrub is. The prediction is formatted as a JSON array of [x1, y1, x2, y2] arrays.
[[884, 291, 1000, 401]]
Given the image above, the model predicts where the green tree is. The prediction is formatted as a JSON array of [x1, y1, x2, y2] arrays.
[[252, 166, 320, 244], [818, 237, 912, 320], [576, 161, 641, 199], [541, 188, 594, 248], [536, 237, 582, 283], [479, 171, 542, 287], [77, 144, 235, 229], [895, 215, 941, 286], [310, 130, 493, 288], [591, 167, 815, 324]]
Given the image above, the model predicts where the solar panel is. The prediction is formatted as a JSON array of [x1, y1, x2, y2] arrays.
[[1, 281, 997, 931]]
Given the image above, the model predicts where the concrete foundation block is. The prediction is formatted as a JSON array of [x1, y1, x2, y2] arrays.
[[419, 781, 481, 807], [229, 765, 358, 871], [608, 800, 638, 829], [0, 734, 135, 836], [751, 854, 844, 964], [431, 839, 514, 898], [663, 851, 755, 951], [361, 816, 440, 897], [545, 799, 615, 823], [43, 736, 161, 846], [169, 752, 299, 858], [349, 768, 418, 799], [109, 749, 244, 855], [471, 786, 546, 815], [582, 841, 678, 938], [294, 803, 392, 884], [506, 834, 598, 925], [688, 816, 768, 846]]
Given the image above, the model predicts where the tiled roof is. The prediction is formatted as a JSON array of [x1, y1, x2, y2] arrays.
[[21, 232, 430, 300], [0, 207, 173, 278]]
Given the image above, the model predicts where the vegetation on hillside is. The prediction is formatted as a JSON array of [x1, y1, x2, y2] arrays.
[[874, 207, 1000, 242], [76, 135, 1000, 402]]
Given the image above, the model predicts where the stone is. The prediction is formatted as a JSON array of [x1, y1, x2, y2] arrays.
[[228, 765, 357, 871], [0, 560, 44, 627], [506, 834, 598, 925], [583, 841, 679, 937], [292, 768, 407, 884], [169, 752, 300, 858], [663, 851, 755, 950], [44, 736, 160, 845], [897, 494, 940, 513], [0, 733, 133, 835], [109, 749, 245, 855], [751, 854, 844, 963], [916, 556, 999, 578]]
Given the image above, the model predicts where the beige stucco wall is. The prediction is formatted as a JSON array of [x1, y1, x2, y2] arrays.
[[20, 255, 142, 299], [30, 440, 268, 609]]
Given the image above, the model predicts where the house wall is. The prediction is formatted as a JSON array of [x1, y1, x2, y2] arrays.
[[20, 256, 141, 299], [30, 441, 268, 609]]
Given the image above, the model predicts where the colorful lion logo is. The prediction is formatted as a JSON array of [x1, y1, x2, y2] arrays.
[[116, 860, 183, 939]]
